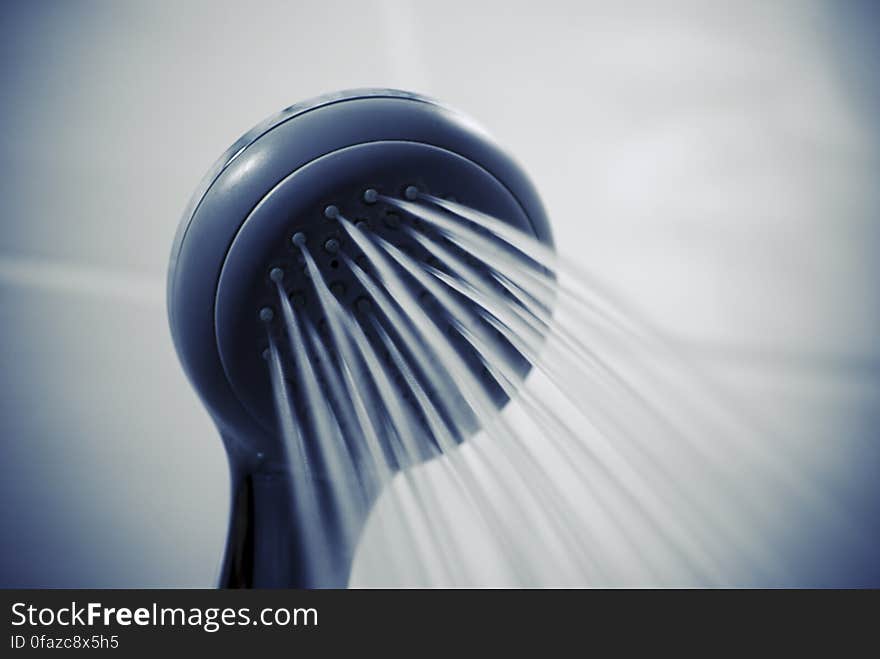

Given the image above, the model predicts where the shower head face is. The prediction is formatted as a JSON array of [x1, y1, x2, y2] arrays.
[[216, 140, 534, 463], [168, 89, 553, 466]]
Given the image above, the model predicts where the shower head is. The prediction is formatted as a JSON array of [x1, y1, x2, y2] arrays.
[[168, 89, 553, 587]]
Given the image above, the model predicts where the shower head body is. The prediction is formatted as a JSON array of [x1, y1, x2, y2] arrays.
[[168, 89, 553, 587]]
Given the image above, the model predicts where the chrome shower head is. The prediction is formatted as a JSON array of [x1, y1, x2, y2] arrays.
[[168, 89, 553, 587]]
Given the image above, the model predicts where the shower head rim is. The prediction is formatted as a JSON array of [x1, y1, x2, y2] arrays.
[[169, 89, 444, 322]]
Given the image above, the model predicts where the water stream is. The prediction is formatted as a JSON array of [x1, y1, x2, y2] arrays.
[[259, 194, 848, 586]]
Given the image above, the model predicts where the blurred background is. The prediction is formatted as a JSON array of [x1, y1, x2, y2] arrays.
[[0, 0, 877, 587]]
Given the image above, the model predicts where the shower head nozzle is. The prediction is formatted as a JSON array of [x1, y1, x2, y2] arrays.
[[167, 89, 554, 587]]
